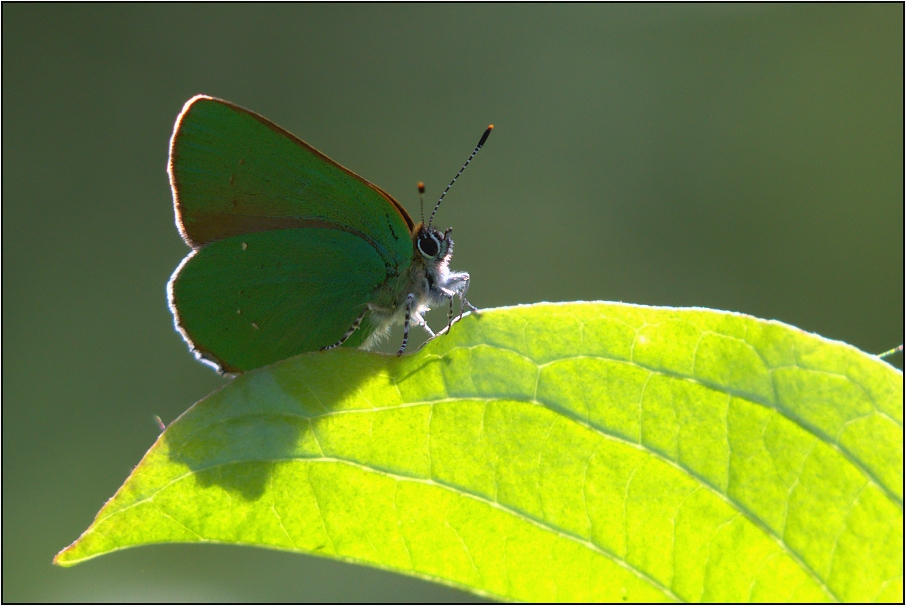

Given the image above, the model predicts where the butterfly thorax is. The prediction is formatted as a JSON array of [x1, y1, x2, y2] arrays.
[[362, 222, 470, 348]]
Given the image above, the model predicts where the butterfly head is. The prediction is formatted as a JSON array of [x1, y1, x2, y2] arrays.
[[415, 223, 453, 263]]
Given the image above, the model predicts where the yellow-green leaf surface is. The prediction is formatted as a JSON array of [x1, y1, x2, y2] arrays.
[[56, 303, 903, 602]]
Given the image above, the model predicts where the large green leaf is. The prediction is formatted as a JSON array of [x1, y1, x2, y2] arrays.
[[55, 302, 902, 602]]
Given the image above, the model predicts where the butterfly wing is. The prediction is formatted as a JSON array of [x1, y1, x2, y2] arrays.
[[169, 95, 414, 269], [169, 227, 386, 373], [167, 96, 417, 371]]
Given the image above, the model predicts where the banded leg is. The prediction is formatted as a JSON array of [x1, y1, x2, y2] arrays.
[[397, 294, 415, 356], [321, 306, 370, 351]]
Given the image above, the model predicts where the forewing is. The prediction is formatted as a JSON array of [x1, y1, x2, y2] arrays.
[[169, 228, 386, 372], [169, 95, 414, 271]]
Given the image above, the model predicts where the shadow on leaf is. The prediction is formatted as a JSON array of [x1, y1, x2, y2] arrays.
[[163, 348, 397, 501]]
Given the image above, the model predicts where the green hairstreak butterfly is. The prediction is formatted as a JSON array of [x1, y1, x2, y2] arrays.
[[167, 95, 492, 373]]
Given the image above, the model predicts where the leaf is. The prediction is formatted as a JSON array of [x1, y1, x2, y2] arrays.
[[55, 302, 902, 602]]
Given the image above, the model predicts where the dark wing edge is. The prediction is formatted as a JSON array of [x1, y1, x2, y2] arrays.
[[167, 94, 415, 250]]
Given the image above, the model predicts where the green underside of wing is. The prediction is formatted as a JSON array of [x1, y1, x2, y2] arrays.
[[171, 228, 395, 372], [171, 98, 413, 272]]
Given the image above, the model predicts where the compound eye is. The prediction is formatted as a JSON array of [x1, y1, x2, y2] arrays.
[[417, 233, 440, 258]]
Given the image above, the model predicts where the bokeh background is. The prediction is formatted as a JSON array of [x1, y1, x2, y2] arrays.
[[3, 4, 902, 602]]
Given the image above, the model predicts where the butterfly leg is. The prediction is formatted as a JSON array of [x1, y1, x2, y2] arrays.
[[446, 295, 455, 331], [321, 306, 370, 351], [462, 296, 479, 315], [409, 305, 434, 338], [397, 294, 415, 356], [453, 273, 478, 320]]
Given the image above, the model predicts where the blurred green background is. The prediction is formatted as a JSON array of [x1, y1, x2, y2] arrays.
[[3, 4, 902, 602]]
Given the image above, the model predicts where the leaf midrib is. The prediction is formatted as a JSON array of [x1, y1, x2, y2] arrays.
[[90, 329, 900, 601], [160, 360, 896, 604], [438, 341, 902, 504], [105, 395, 841, 602], [86, 455, 684, 601]]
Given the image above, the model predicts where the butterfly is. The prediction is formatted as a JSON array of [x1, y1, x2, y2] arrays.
[[167, 95, 491, 373]]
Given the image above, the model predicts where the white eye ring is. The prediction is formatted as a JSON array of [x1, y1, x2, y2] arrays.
[[418, 233, 441, 258]]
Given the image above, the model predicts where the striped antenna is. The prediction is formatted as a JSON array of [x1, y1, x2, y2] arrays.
[[427, 124, 493, 228]]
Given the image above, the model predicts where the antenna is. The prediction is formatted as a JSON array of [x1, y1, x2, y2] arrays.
[[417, 181, 426, 225], [427, 124, 493, 228]]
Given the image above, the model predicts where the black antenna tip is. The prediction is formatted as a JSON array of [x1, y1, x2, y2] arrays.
[[478, 124, 494, 148], [417, 181, 426, 194], [427, 124, 494, 227]]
